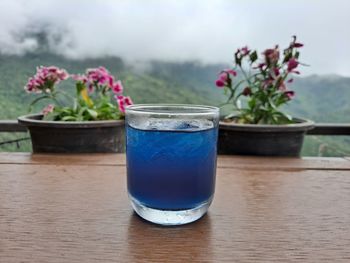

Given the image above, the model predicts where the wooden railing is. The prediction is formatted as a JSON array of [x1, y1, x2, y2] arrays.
[[306, 123, 350, 135], [0, 121, 27, 132], [1, 120, 350, 135]]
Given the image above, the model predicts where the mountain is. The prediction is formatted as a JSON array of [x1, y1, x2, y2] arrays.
[[0, 52, 350, 156], [288, 75, 350, 123], [0, 53, 219, 119]]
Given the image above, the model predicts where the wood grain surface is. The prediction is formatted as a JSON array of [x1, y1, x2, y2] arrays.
[[1, 153, 350, 170], [1, 154, 350, 262]]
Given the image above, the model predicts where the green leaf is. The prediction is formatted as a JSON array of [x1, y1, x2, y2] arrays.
[[234, 52, 242, 66], [249, 51, 258, 63], [76, 82, 85, 94], [73, 99, 78, 112], [106, 102, 115, 108], [236, 99, 242, 109], [87, 109, 98, 119], [77, 107, 87, 121], [248, 97, 256, 109], [62, 116, 76, 121], [224, 112, 238, 120], [283, 51, 292, 63], [272, 111, 293, 124], [268, 97, 278, 110], [282, 112, 293, 121]]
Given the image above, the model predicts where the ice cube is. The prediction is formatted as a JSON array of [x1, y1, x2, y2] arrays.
[[129, 118, 214, 131]]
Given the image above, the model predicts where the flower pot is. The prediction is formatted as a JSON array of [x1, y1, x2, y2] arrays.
[[218, 118, 314, 156], [18, 114, 125, 153]]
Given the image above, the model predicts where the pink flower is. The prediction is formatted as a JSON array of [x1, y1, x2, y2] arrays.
[[86, 67, 110, 86], [84, 67, 119, 90], [263, 77, 274, 88], [98, 66, 107, 72], [108, 75, 115, 87], [290, 36, 304, 48], [279, 82, 287, 91], [254, 63, 266, 70], [115, 95, 133, 113], [71, 74, 88, 83], [224, 69, 237, 76], [86, 69, 99, 82], [219, 73, 228, 82], [99, 75, 108, 85], [215, 69, 236, 88], [240, 46, 250, 56], [287, 58, 299, 72], [42, 104, 55, 115], [73, 67, 131, 104], [287, 78, 294, 83], [88, 83, 94, 93], [284, 90, 295, 100], [292, 42, 304, 48], [215, 79, 226, 88], [72, 73, 94, 92], [24, 66, 68, 93], [24, 77, 42, 93], [39, 66, 68, 82], [264, 46, 279, 66], [112, 80, 123, 94]]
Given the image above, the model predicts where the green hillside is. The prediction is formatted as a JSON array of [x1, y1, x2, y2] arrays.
[[288, 75, 350, 123], [1, 53, 350, 156], [0, 53, 215, 120]]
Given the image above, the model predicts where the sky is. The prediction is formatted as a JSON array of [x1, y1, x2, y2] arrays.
[[0, 0, 349, 76]]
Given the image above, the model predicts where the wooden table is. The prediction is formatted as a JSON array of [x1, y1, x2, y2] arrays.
[[1, 153, 350, 262]]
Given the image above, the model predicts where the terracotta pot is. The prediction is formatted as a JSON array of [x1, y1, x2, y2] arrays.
[[18, 114, 125, 153], [218, 118, 314, 156]]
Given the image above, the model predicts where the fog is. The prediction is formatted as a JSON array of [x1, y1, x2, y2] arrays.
[[0, 0, 349, 76]]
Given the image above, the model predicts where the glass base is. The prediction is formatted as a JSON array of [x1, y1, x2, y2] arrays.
[[129, 196, 212, 226]]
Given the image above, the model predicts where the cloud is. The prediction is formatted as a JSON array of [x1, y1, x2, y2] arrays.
[[0, 0, 349, 76], [0, 0, 38, 54]]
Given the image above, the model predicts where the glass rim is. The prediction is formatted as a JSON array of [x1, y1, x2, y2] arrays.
[[125, 104, 219, 116]]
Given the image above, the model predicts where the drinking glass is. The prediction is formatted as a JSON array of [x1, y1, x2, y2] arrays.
[[125, 104, 219, 225]]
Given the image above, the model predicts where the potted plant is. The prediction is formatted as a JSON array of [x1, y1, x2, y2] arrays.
[[18, 66, 133, 153], [215, 36, 314, 156]]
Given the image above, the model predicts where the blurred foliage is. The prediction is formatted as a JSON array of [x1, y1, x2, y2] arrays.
[[302, 136, 350, 157], [1, 53, 350, 156], [0, 132, 31, 152]]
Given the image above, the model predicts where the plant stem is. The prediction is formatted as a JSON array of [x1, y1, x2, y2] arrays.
[[56, 90, 74, 104], [239, 65, 252, 86]]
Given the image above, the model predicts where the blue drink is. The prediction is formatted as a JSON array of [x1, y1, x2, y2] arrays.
[[125, 105, 219, 225], [127, 126, 217, 210]]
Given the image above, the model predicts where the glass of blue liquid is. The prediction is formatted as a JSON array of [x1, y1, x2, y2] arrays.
[[125, 104, 219, 225]]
